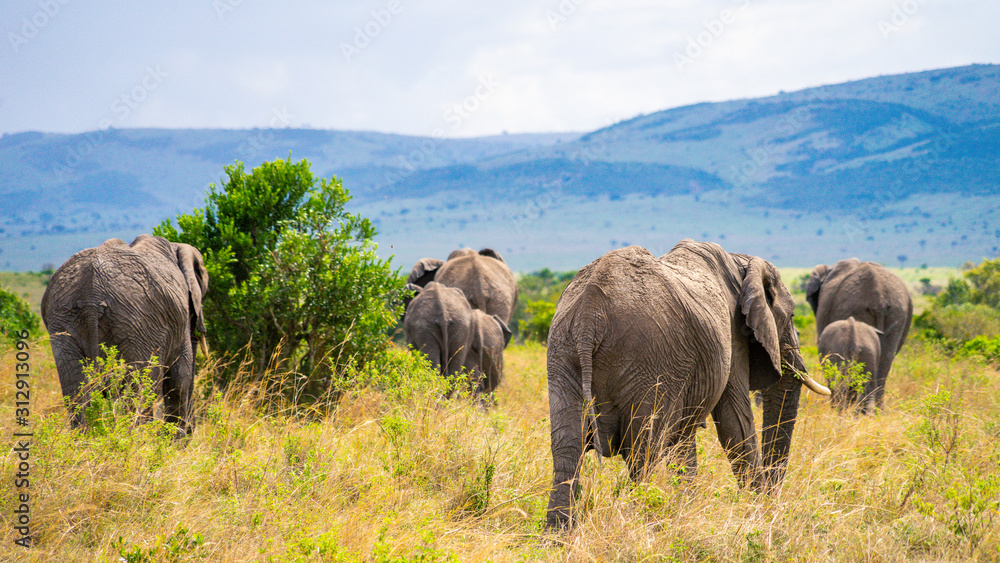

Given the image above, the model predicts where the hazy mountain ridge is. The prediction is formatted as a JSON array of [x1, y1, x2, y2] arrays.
[[1, 64, 998, 271]]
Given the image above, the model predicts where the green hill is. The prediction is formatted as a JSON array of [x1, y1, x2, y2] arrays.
[[2, 64, 998, 271]]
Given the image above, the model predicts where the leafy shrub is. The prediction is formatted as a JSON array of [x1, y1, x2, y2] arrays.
[[934, 278, 973, 308], [521, 300, 556, 343], [340, 345, 448, 402], [958, 336, 1000, 364], [0, 286, 40, 342], [155, 157, 403, 394], [76, 344, 166, 435], [113, 525, 205, 563], [963, 257, 1000, 308], [934, 257, 1000, 309], [510, 268, 574, 341], [914, 304, 1000, 344]]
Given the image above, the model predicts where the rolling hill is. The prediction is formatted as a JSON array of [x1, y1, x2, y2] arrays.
[[2, 64, 998, 272]]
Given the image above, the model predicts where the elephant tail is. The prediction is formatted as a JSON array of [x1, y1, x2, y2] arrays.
[[82, 301, 107, 360], [576, 338, 602, 462]]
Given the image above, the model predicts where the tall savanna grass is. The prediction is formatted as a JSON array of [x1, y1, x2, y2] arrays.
[[1, 329, 998, 561]]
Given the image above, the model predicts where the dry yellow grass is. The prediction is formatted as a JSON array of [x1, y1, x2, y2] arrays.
[[1, 332, 998, 561]]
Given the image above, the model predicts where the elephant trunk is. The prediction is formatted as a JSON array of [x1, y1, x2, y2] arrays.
[[759, 351, 806, 491]]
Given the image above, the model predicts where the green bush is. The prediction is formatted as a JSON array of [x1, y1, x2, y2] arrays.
[[510, 268, 574, 341], [915, 304, 1000, 345], [0, 286, 40, 343], [155, 157, 403, 393], [958, 336, 1000, 364], [521, 300, 556, 343], [934, 278, 973, 308], [934, 257, 1000, 309]]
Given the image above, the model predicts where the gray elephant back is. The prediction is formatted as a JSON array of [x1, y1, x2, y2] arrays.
[[44, 236, 189, 360], [816, 260, 912, 337], [435, 251, 518, 323], [818, 317, 882, 363], [403, 281, 474, 376]]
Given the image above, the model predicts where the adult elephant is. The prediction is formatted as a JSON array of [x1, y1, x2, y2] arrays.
[[806, 259, 912, 414], [41, 234, 209, 435], [433, 248, 518, 324], [818, 317, 882, 413], [545, 241, 830, 529], [403, 281, 512, 395]]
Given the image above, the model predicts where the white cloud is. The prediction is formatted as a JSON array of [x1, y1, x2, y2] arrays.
[[0, 0, 996, 137]]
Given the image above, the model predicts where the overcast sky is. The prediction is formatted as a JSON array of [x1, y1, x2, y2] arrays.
[[2, 0, 996, 138]]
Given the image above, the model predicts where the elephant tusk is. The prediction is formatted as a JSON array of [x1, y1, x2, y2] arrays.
[[791, 365, 831, 396], [198, 334, 210, 358]]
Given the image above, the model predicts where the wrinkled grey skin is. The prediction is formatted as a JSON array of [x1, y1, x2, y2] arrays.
[[818, 317, 883, 413], [546, 241, 828, 529], [403, 281, 512, 395], [41, 234, 208, 435], [807, 259, 912, 414], [433, 248, 519, 324], [401, 258, 445, 321]]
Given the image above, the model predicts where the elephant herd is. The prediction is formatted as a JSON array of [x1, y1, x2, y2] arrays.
[[40, 234, 913, 531], [402, 248, 518, 396]]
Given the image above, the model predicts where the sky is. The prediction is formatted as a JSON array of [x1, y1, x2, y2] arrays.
[[1, 0, 997, 138]]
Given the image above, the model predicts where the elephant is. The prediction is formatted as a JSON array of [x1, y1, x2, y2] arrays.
[[401, 258, 445, 321], [403, 281, 512, 395], [41, 234, 208, 435], [806, 258, 912, 414], [417, 248, 518, 324], [545, 241, 830, 529], [818, 317, 883, 413]]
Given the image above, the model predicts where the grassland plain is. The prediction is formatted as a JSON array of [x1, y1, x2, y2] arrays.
[[1, 277, 999, 561]]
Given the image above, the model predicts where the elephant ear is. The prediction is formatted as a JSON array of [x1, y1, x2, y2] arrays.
[[740, 257, 783, 388], [478, 248, 505, 263], [493, 314, 512, 347], [405, 282, 423, 295], [174, 243, 209, 335], [407, 258, 443, 286], [805, 264, 829, 314]]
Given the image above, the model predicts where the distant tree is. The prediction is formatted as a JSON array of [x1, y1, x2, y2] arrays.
[[155, 157, 403, 391], [935, 278, 973, 308], [933, 257, 1000, 309], [964, 258, 1000, 308]]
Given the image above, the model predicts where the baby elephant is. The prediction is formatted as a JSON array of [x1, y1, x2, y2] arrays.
[[403, 282, 512, 395], [818, 317, 883, 414]]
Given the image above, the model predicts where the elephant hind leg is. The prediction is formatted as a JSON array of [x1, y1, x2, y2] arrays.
[[162, 356, 194, 437], [50, 335, 91, 428], [546, 362, 585, 530]]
